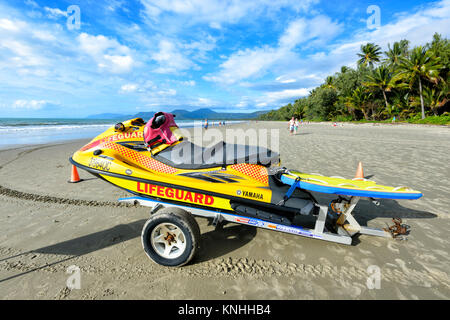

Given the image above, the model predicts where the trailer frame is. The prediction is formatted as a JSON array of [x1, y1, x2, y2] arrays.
[[119, 195, 392, 246]]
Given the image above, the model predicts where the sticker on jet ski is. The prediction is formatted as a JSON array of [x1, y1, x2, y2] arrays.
[[88, 157, 111, 171], [275, 224, 319, 238], [233, 217, 264, 227], [80, 132, 144, 151], [237, 190, 264, 200], [136, 182, 215, 206]]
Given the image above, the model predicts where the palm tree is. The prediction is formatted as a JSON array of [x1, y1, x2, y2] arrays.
[[396, 46, 443, 119], [384, 40, 409, 67], [357, 43, 382, 67], [427, 33, 450, 81], [390, 91, 411, 119], [411, 83, 448, 116], [364, 65, 404, 109], [341, 66, 349, 74], [345, 87, 373, 120], [324, 76, 335, 89], [293, 99, 307, 119]]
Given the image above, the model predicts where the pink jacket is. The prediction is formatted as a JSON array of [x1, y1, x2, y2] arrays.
[[143, 112, 179, 148]]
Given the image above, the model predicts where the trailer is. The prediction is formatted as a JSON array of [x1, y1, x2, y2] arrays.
[[119, 195, 408, 267]]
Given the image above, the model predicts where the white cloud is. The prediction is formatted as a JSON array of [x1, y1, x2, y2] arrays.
[[170, 79, 196, 86], [78, 33, 129, 56], [152, 39, 195, 73], [235, 96, 250, 109], [209, 22, 221, 29], [276, 77, 296, 84], [279, 15, 343, 48], [237, 87, 313, 110], [204, 46, 282, 84], [209, 0, 450, 110], [106, 0, 127, 12], [140, 0, 319, 26], [0, 18, 25, 32], [78, 33, 134, 73], [44, 7, 68, 18], [119, 83, 139, 93], [352, 1, 450, 48], [182, 35, 217, 61], [0, 39, 46, 67], [235, 87, 312, 109], [25, 0, 39, 8], [157, 88, 177, 96], [278, 19, 307, 49], [317, 0, 450, 76], [102, 54, 133, 73], [263, 88, 311, 101], [183, 80, 196, 86], [1, 0, 449, 116], [12, 100, 53, 110], [31, 29, 56, 41], [204, 15, 342, 85], [196, 97, 213, 106]]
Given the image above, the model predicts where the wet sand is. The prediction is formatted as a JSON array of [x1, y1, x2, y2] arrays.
[[0, 121, 449, 299]]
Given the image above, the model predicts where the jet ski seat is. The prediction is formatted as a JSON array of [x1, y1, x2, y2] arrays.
[[152, 140, 279, 170], [143, 111, 279, 169]]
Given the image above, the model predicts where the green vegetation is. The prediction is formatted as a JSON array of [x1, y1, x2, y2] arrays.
[[259, 33, 450, 124]]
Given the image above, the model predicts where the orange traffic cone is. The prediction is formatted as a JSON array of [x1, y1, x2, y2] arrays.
[[354, 162, 364, 180], [68, 165, 82, 183]]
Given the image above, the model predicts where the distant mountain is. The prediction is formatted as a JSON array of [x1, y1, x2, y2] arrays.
[[88, 108, 266, 120], [86, 113, 132, 119]]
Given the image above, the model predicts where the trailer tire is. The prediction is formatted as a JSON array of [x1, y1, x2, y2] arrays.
[[141, 207, 200, 267]]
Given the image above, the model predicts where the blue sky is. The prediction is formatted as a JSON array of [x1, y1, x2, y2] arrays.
[[0, 0, 449, 118]]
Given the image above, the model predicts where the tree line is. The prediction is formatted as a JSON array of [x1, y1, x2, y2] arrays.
[[259, 33, 449, 123]]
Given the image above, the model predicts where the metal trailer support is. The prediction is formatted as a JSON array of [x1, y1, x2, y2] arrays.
[[335, 196, 392, 239], [119, 196, 391, 246]]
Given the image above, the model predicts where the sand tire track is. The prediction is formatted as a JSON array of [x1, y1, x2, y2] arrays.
[[0, 185, 132, 208]]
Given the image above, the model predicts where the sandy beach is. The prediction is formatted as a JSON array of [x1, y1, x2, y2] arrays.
[[0, 121, 449, 299]]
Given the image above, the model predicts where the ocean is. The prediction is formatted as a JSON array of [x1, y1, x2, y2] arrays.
[[0, 118, 235, 150]]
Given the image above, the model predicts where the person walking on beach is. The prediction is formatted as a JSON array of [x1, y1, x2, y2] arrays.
[[288, 117, 295, 135], [204, 119, 208, 130], [294, 118, 299, 135]]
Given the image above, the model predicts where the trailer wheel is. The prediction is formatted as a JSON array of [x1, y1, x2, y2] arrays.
[[141, 207, 200, 267]]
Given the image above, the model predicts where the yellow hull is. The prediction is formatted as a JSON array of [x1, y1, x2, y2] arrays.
[[71, 118, 280, 211]]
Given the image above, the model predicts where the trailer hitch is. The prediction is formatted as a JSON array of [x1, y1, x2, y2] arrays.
[[384, 218, 410, 239]]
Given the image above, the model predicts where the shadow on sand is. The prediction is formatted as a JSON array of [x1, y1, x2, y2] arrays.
[[0, 219, 147, 283], [0, 194, 437, 282], [314, 193, 437, 224], [358, 199, 437, 222], [0, 218, 257, 282], [193, 224, 257, 264]]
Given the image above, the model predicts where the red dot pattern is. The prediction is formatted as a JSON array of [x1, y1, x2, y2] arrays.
[[230, 163, 268, 185], [80, 139, 101, 151], [102, 142, 178, 174]]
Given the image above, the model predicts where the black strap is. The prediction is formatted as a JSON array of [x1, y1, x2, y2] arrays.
[[147, 135, 161, 146]]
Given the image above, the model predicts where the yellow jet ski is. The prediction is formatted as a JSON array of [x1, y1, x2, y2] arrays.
[[70, 112, 422, 266]]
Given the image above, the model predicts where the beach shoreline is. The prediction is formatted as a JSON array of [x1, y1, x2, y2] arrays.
[[0, 118, 246, 151], [0, 121, 449, 299]]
